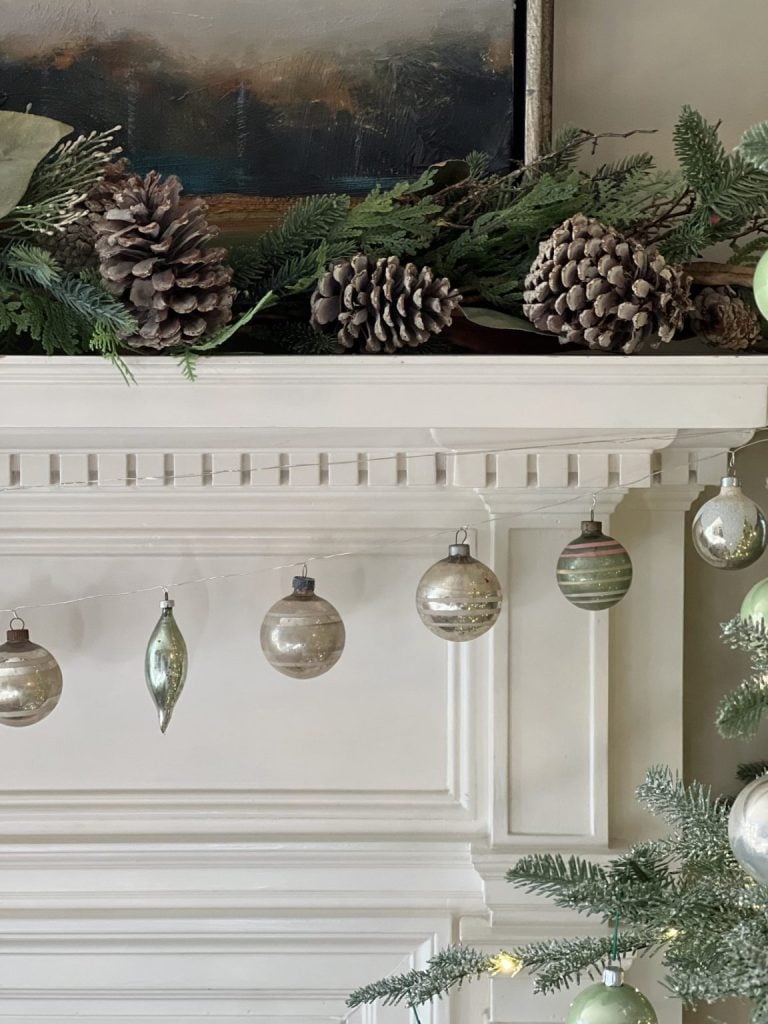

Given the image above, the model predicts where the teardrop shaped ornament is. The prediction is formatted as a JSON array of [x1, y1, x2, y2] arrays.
[[145, 592, 188, 732]]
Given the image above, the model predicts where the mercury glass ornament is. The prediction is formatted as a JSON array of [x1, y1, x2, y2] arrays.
[[260, 572, 345, 678], [557, 518, 633, 610], [0, 615, 62, 727], [416, 530, 502, 642], [565, 967, 657, 1024], [728, 773, 768, 883], [145, 591, 188, 732], [692, 473, 767, 569]]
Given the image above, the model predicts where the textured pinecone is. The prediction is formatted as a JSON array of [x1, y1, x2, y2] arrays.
[[43, 162, 129, 273], [310, 254, 462, 353], [94, 171, 235, 351], [690, 286, 762, 351], [523, 214, 691, 353]]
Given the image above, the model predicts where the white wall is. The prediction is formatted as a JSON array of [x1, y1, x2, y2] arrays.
[[554, 0, 768, 168]]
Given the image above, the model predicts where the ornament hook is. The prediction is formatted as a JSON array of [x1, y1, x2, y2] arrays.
[[300, 562, 309, 578], [8, 611, 24, 631], [455, 527, 469, 545], [590, 493, 597, 521], [728, 449, 736, 475]]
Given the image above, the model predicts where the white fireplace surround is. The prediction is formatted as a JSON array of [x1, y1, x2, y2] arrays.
[[0, 354, 764, 1024]]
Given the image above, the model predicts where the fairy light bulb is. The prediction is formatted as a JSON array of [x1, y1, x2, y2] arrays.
[[416, 529, 503, 641], [490, 953, 523, 976], [145, 590, 188, 732], [260, 568, 345, 679], [0, 613, 62, 727]]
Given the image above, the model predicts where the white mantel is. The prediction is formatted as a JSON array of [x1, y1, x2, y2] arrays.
[[0, 355, 765, 1024]]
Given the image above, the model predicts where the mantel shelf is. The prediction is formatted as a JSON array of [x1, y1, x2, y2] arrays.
[[0, 355, 765, 451]]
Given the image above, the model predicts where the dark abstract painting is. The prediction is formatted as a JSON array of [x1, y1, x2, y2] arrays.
[[0, 0, 516, 223]]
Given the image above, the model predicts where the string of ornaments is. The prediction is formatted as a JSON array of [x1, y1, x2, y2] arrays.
[[0, 436, 760, 735]]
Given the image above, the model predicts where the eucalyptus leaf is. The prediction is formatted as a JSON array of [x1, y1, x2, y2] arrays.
[[0, 110, 72, 220], [461, 306, 551, 334]]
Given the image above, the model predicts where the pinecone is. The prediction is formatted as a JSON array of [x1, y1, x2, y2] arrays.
[[310, 254, 462, 353], [43, 162, 129, 272], [523, 214, 691, 353], [94, 171, 235, 351], [690, 286, 762, 351]]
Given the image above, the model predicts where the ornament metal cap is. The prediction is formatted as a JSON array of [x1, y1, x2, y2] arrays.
[[720, 475, 741, 488], [6, 614, 28, 643], [292, 573, 316, 594], [160, 590, 174, 610], [602, 965, 624, 987], [580, 519, 604, 536], [449, 527, 471, 558]]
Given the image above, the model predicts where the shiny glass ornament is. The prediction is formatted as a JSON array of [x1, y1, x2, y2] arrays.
[[739, 577, 768, 625], [260, 571, 345, 678], [416, 530, 502, 642], [145, 591, 188, 732], [753, 248, 768, 321], [566, 967, 657, 1024], [728, 773, 768, 883], [692, 473, 767, 569], [557, 518, 633, 610], [0, 615, 62, 727]]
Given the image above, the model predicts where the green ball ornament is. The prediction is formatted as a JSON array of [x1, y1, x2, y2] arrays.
[[753, 248, 768, 322], [556, 519, 633, 611], [566, 968, 657, 1024], [740, 577, 768, 626]]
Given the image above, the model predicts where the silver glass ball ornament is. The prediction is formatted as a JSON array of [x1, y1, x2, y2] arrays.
[[416, 530, 502, 642], [0, 614, 62, 727], [260, 571, 345, 678], [728, 773, 768, 883], [692, 474, 767, 569], [145, 591, 188, 733]]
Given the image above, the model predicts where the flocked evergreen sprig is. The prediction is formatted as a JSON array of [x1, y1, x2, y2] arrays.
[[348, 767, 768, 1018], [717, 616, 768, 738]]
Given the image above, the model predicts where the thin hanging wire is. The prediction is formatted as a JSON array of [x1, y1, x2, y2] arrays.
[[0, 429, 765, 615]]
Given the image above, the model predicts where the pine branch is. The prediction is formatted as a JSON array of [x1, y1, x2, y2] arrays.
[[347, 945, 493, 1009], [519, 932, 656, 994], [636, 767, 731, 864], [737, 762, 768, 784], [740, 121, 768, 173], [717, 675, 768, 739]]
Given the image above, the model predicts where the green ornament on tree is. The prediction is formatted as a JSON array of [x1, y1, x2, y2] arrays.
[[753, 248, 768, 322], [566, 967, 657, 1024], [739, 576, 768, 625]]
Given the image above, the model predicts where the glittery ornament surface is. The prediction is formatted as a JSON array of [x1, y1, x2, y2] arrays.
[[692, 477, 767, 569], [261, 578, 345, 678], [416, 543, 502, 641], [556, 521, 632, 610], [0, 637, 62, 727], [145, 601, 188, 732]]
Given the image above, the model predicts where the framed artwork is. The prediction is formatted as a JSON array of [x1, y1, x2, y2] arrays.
[[0, 0, 553, 234]]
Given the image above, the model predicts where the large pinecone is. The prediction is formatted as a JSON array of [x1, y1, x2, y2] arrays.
[[310, 254, 462, 353], [523, 214, 691, 353], [690, 286, 762, 351], [43, 162, 129, 273], [94, 171, 235, 350]]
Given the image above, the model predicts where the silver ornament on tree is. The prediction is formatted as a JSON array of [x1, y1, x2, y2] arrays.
[[692, 453, 767, 569], [728, 773, 768, 883], [416, 528, 502, 641], [261, 566, 345, 678], [145, 590, 188, 732], [0, 613, 62, 727]]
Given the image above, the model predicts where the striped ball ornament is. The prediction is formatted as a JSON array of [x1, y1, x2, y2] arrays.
[[557, 520, 633, 611], [416, 539, 502, 642]]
